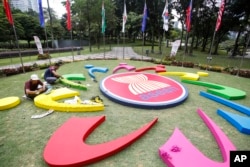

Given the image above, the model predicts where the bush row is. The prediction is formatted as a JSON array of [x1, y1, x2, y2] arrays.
[[0, 57, 250, 79], [152, 57, 250, 79], [0, 47, 83, 59]]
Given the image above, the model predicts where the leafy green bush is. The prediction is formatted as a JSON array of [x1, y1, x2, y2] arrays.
[[37, 53, 51, 60], [230, 69, 250, 78]]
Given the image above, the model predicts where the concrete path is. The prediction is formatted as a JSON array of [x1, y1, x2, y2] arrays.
[[0, 47, 152, 70]]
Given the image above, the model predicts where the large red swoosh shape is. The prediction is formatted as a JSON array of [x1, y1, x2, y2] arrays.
[[44, 116, 158, 167]]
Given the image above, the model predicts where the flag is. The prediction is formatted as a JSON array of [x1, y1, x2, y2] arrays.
[[101, 1, 106, 34], [162, 0, 169, 31], [38, 0, 45, 27], [122, 1, 127, 33], [141, 2, 147, 32], [66, 0, 72, 31], [185, 0, 193, 32], [215, 0, 225, 32], [170, 40, 181, 57], [3, 0, 14, 25], [33, 36, 44, 55]]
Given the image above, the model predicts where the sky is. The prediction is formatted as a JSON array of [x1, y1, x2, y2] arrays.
[[42, 0, 65, 18]]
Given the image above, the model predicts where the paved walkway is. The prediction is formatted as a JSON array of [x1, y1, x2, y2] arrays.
[[1, 47, 249, 70], [0, 47, 152, 70]]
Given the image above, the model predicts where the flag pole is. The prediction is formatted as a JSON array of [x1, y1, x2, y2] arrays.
[[12, 24, 25, 73], [142, 32, 144, 60], [161, 0, 168, 63], [44, 26, 51, 65], [207, 0, 225, 70], [70, 29, 74, 61], [183, 0, 192, 67], [182, 31, 189, 67], [3, 0, 25, 72], [207, 30, 216, 70], [123, 32, 125, 59], [237, 30, 250, 77], [47, 0, 54, 49], [141, 0, 147, 61], [101, 1, 106, 59], [122, 4, 125, 60], [66, 0, 74, 61], [160, 31, 165, 64], [103, 33, 106, 59], [38, 0, 51, 65], [122, 0, 127, 60]]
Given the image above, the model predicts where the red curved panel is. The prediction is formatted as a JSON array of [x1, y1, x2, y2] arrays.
[[44, 116, 158, 167]]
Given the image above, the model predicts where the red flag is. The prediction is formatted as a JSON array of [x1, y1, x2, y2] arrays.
[[215, 0, 225, 32], [3, 0, 14, 25], [185, 0, 193, 32], [66, 0, 71, 31]]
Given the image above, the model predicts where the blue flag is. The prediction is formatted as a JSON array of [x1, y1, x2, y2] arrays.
[[38, 0, 45, 27], [141, 2, 147, 32]]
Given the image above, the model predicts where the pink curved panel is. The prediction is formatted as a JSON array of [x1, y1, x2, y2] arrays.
[[159, 108, 236, 167], [112, 63, 136, 74]]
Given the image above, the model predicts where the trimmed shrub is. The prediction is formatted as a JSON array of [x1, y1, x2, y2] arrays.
[[37, 53, 51, 60]]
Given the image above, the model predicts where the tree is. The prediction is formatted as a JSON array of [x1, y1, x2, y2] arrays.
[[126, 12, 141, 42], [72, 0, 117, 51], [14, 13, 42, 48], [227, 0, 250, 57]]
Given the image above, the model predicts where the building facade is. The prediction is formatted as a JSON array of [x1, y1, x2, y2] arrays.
[[10, 0, 39, 13]]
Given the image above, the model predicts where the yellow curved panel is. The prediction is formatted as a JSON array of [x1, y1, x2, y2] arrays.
[[0, 97, 20, 111], [180, 73, 199, 81], [159, 71, 209, 81], [197, 71, 209, 77], [34, 88, 104, 112], [160, 72, 186, 76]]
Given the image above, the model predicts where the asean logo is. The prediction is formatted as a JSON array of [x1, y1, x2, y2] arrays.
[[100, 72, 188, 109]]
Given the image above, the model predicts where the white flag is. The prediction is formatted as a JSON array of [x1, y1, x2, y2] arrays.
[[33, 36, 43, 54], [122, 2, 127, 33], [170, 40, 181, 57], [162, 1, 169, 31]]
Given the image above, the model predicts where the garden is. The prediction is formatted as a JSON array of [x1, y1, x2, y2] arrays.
[[0, 50, 250, 166]]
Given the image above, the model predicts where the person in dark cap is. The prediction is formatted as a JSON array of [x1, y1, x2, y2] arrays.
[[44, 62, 63, 84], [24, 74, 46, 99]]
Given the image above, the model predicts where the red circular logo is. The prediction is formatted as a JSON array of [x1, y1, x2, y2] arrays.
[[100, 72, 188, 109]]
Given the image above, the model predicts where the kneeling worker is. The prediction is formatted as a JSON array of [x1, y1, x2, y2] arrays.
[[24, 74, 46, 99], [44, 62, 63, 84]]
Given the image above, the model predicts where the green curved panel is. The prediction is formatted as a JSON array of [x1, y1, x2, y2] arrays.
[[59, 78, 87, 91], [182, 80, 246, 100], [62, 74, 86, 81]]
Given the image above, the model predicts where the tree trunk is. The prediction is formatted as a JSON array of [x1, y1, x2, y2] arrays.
[[201, 31, 209, 52], [151, 30, 155, 53], [213, 39, 219, 55], [231, 28, 242, 57], [179, 23, 185, 50], [195, 35, 199, 49], [28, 40, 31, 48], [189, 35, 195, 55]]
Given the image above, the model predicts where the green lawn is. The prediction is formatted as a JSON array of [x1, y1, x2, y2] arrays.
[[1, 44, 250, 70], [0, 59, 249, 167], [132, 46, 250, 70], [0, 47, 108, 67]]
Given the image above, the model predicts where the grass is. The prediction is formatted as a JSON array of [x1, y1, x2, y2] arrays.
[[132, 46, 250, 70], [0, 47, 109, 67], [0, 58, 250, 167], [1, 43, 250, 70]]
